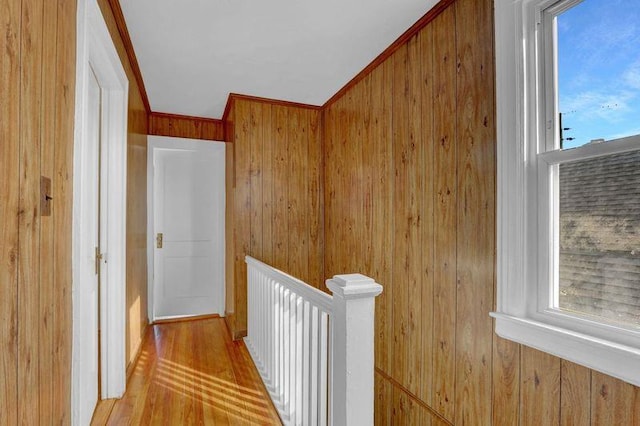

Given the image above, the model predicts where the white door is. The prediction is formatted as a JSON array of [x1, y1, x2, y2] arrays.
[[78, 67, 102, 425], [152, 139, 225, 320]]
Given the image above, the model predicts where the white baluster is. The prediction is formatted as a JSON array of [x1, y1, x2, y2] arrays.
[[302, 300, 311, 426], [310, 306, 319, 426], [318, 310, 328, 426], [283, 287, 291, 416]]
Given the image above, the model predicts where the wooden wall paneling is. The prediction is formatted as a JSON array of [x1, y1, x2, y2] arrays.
[[272, 105, 289, 273], [340, 87, 356, 274], [52, 0, 76, 421], [336, 95, 351, 275], [233, 100, 252, 334], [354, 80, 367, 276], [418, 23, 436, 406], [249, 102, 264, 262], [453, 0, 495, 423], [591, 372, 640, 424], [431, 6, 458, 421], [520, 346, 560, 425], [299, 110, 311, 284], [0, 0, 20, 421], [149, 112, 225, 141], [391, 44, 410, 389], [560, 360, 591, 426], [225, 106, 236, 332], [375, 372, 392, 425], [492, 335, 521, 425], [39, 0, 60, 419], [260, 104, 274, 267], [224, 142, 235, 330], [359, 74, 373, 283], [307, 109, 323, 289], [125, 131, 149, 365], [405, 33, 424, 397], [370, 61, 393, 375], [324, 98, 338, 277], [287, 109, 306, 281], [392, 384, 425, 426], [18, 0, 45, 422]]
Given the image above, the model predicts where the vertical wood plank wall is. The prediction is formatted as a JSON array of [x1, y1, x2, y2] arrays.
[[0, 0, 76, 422], [98, 0, 150, 367], [224, 98, 323, 338], [322, 0, 640, 424], [0, 1, 150, 421], [149, 112, 225, 141]]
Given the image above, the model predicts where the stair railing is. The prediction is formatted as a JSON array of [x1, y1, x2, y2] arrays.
[[244, 256, 382, 426]]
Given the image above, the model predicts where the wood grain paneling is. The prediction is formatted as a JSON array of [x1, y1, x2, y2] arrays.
[[0, 0, 150, 421], [492, 335, 520, 425], [591, 371, 640, 425], [52, 2, 76, 421], [0, 0, 76, 422], [561, 360, 591, 426], [520, 347, 561, 426], [323, 0, 634, 423], [18, 1, 45, 422], [224, 98, 322, 338], [0, 0, 21, 422], [149, 112, 225, 141], [453, 0, 495, 423], [38, 0, 60, 419], [370, 60, 393, 375]]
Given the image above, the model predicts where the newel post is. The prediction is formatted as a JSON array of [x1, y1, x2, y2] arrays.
[[327, 274, 383, 426]]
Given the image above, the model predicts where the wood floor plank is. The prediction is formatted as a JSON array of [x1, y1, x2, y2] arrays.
[[101, 318, 281, 425]]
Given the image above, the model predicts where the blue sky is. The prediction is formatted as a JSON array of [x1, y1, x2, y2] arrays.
[[557, 0, 640, 149]]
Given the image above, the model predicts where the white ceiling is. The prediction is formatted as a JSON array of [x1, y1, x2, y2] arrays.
[[119, 0, 439, 119]]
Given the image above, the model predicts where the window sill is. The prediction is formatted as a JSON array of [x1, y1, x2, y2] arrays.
[[490, 312, 640, 387]]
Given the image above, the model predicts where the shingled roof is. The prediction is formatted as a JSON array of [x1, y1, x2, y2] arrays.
[[559, 145, 640, 326]]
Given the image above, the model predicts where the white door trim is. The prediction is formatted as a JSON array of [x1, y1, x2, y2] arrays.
[[146, 136, 226, 323], [72, 0, 128, 421]]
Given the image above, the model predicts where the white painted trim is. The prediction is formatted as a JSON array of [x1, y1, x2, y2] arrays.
[[494, 0, 640, 388], [72, 0, 128, 422], [491, 313, 640, 387], [146, 136, 226, 323]]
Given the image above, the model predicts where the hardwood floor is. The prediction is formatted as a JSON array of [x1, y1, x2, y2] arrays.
[[92, 318, 282, 425]]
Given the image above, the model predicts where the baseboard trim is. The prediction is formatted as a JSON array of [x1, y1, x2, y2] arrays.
[[152, 313, 221, 325]]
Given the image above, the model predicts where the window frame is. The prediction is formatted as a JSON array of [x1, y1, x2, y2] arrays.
[[493, 0, 640, 387]]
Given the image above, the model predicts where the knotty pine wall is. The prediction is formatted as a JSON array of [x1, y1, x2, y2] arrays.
[[323, 0, 640, 424], [98, 0, 150, 367], [224, 97, 323, 338], [0, 0, 76, 422]]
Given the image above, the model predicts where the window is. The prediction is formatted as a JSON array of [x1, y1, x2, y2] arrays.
[[493, 0, 640, 387]]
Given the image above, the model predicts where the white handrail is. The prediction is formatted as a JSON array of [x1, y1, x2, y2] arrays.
[[244, 256, 382, 426]]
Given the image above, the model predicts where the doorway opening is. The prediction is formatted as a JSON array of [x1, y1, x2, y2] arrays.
[[72, 0, 128, 424], [146, 136, 226, 323]]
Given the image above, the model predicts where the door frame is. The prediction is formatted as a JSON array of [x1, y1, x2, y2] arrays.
[[146, 136, 226, 323], [72, 0, 128, 419]]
